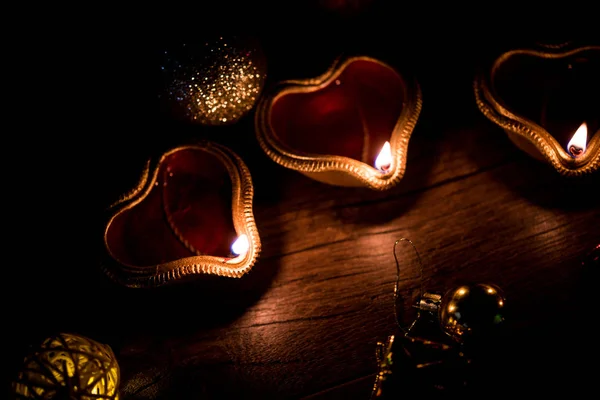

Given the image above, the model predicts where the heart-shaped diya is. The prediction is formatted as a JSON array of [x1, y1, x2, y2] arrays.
[[474, 42, 600, 176], [255, 56, 422, 189], [101, 141, 261, 288]]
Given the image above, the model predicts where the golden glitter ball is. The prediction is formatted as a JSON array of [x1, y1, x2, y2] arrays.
[[12, 332, 120, 400], [160, 37, 267, 125]]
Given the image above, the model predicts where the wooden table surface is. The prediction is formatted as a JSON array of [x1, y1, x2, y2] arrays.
[[6, 6, 599, 400]]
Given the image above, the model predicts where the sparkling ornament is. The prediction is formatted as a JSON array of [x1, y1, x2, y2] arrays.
[[371, 239, 508, 398], [12, 332, 120, 400], [159, 37, 267, 125]]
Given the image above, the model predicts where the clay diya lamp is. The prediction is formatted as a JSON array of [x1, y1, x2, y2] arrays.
[[255, 55, 422, 189], [101, 141, 261, 288], [474, 42, 600, 176]]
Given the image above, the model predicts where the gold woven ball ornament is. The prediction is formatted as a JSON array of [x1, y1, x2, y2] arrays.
[[160, 37, 267, 125], [12, 332, 120, 400]]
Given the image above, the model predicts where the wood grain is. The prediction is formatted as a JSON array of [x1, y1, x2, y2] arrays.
[[102, 120, 599, 399], [96, 116, 598, 399]]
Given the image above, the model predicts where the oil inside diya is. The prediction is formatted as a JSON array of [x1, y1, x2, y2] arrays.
[[256, 56, 422, 190], [475, 43, 600, 175], [102, 142, 260, 288]]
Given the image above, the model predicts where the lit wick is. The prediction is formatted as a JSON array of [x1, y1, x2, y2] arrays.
[[570, 146, 584, 157], [375, 141, 392, 172], [567, 122, 587, 158]]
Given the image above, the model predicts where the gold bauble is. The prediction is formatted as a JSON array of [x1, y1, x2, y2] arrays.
[[12, 332, 120, 400], [160, 37, 267, 125], [439, 283, 506, 343]]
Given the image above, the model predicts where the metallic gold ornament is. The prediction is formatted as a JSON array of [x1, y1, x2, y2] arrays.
[[12, 333, 120, 400], [160, 37, 267, 125], [414, 283, 507, 345], [438, 283, 506, 343], [371, 239, 508, 397]]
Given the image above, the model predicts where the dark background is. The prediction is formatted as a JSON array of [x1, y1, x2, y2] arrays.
[[5, 1, 599, 398]]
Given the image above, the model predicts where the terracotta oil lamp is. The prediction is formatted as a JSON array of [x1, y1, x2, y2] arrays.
[[255, 55, 422, 189], [101, 141, 261, 288], [475, 42, 599, 176]]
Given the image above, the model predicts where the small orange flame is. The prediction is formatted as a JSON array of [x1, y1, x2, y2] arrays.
[[231, 234, 249, 256], [375, 141, 392, 171], [567, 122, 587, 157]]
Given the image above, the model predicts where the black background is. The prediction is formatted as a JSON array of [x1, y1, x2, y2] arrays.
[[4, 0, 598, 396]]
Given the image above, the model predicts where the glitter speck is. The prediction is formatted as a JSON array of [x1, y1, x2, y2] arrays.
[[163, 37, 266, 125]]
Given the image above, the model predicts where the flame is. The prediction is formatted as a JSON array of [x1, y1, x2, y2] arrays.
[[231, 234, 249, 256], [567, 122, 587, 157], [375, 141, 392, 171]]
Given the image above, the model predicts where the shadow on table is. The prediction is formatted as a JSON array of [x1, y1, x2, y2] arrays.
[[5, 109, 285, 399]]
